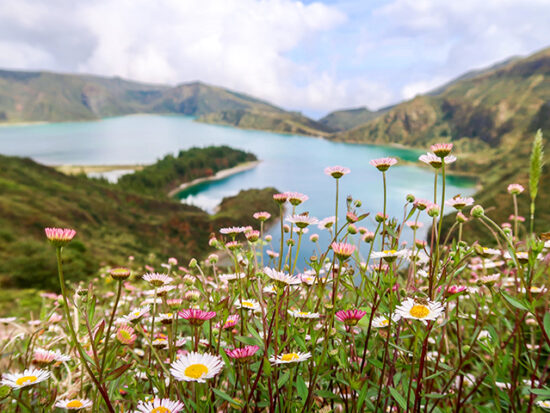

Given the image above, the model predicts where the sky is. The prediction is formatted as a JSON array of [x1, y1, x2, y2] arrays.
[[1, 0, 550, 118]]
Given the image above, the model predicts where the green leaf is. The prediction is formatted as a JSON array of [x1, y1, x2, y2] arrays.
[[389, 387, 407, 410], [236, 335, 260, 346], [0, 385, 11, 400], [529, 387, 550, 396], [530, 129, 545, 202], [295, 376, 307, 402], [105, 363, 132, 381], [501, 291, 529, 312], [277, 371, 290, 388], [213, 388, 243, 407], [543, 312, 550, 339]]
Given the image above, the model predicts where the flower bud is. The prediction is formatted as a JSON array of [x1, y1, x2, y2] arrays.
[[189, 258, 198, 268], [406, 194, 415, 203], [471, 205, 485, 218]]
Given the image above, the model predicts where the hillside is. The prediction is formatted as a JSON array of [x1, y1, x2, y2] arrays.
[[0, 152, 279, 292], [0, 69, 328, 136], [197, 108, 333, 136], [318, 106, 391, 132]]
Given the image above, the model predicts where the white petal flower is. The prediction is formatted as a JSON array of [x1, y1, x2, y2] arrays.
[[269, 351, 311, 365], [2, 368, 51, 389], [395, 298, 444, 321], [54, 399, 93, 410], [170, 352, 224, 383], [135, 397, 185, 413]]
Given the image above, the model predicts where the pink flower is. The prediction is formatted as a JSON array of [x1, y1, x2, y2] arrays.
[[116, 325, 137, 345], [253, 211, 271, 221], [179, 309, 216, 326], [168, 257, 178, 265], [44, 227, 76, 247], [507, 184, 525, 195], [447, 285, 468, 295], [221, 314, 240, 329], [369, 157, 398, 172], [509, 214, 525, 222], [362, 231, 375, 242], [414, 199, 431, 211], [331, 242, 356, 260], [273, 193, 289, 204], [285, 192, 309, 206], [427, 203, 440, 217], [287, 214, 318, 228], [335, 309, 367, 326], [245, 230, 260, 242], [419, 152, 456, 168], [445, 197, 474, 210], [225, 345, 259, 362], [142, 273, 173, 287], [324, 165, 351, 179], [430, 143, 453, 157], [225, 240, 240, 250]]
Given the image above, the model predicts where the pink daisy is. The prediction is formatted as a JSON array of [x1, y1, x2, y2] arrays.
[[369, 157, 397, 172], [331, 242, 356, 260], [324, 165, 351, 179], [253, 211, 272, 221], [430, 143, 453, 157], [507, 183, 525, 195], [116, 325, 137, 345], [142, 273, 173, 287], [44, 227, 76, 247], [225, 345, 259, 362], [335, 309, 367, 326], [179, 309, 216, 326]]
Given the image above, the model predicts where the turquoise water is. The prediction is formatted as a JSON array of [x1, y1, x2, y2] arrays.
[[0, 115, 475, 268]]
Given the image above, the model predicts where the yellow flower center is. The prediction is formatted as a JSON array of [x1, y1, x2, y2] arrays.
[[409, 305, 430, 319], [133, 311, 141, 317], [119, 330, 132, 340], [67, 400, 84, 408], [151, 407, 171, 413], [381, 319, 389, 326], [298, 312, 309, 316], [15, 375, 37, 386], [383, 250, 397, 254], [242, 301, 254, 308], [184, 363, 209, 379], [281, 353, 299, 362]]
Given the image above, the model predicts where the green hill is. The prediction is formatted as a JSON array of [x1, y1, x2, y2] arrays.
[[318, 106, 391, 132], [0, 149, 278, 292], [329, 47, 550, 243], [0, 69, 328, 136]]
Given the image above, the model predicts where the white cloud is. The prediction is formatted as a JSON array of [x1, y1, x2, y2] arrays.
[[401, 76, 447, 100]]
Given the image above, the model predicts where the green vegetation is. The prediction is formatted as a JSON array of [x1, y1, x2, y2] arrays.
[[197, 108, 332, 136], [0, 150, 278, 291], [318, 106, 391, 132], [117, 146, 256, 196]]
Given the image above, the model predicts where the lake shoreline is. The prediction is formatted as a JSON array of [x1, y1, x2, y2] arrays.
[[168, 160, 261, 198]]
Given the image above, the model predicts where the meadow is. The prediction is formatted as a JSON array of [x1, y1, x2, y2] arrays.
[[0, 133, 549, 412]]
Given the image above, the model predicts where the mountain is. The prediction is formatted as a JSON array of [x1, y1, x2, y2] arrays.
[[0, 148, 279, 292], [0, 69, 328, 136], [318, 106, 391, 132]]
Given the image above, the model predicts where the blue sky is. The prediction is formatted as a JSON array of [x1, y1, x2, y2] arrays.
[[1, 0, 550, 117]]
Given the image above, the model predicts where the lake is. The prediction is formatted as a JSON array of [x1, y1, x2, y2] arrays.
[[0, 115, 475, 269]]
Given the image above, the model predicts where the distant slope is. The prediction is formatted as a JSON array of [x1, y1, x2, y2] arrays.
[[0, 69, 328, 136], [318, 106, 391, 132], [197, 108, 333, 136], [0, 151, 279, 291]]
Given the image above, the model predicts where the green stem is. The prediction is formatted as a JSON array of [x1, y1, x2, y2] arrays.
[[99, 279, 122, 382], [278, 204, 285, 271]]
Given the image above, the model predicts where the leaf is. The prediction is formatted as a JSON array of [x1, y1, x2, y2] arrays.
[[213, 388, 242, 407], [94, 320, 105, 348], [529, 387, 550, 396], [295, 376, 307, 402], [389, 387, 407, 410], [544, 312, 550, 339], [501, 291, 529, 312], [277, 371, 290, 388], [105, 363, 132, 381], [530, 129, 545, 202]]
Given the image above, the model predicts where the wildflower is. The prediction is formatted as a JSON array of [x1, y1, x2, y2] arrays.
[[331, 242, 356, 260], [507, 183, 525, 195], [372, 315, 401, 328], [184, 290, 201, 302], [309, 234, 319, 242], [476, 246, 501, 258], [509, 214, 525, 222], [135, 398, 185, 413], [0, 317, 16, 324], [225, 345, 259, 362], [369, 157, 397, 172], [371, 249, 408, 263], [536, 400, 550, 410], [324, 165, 351, 179], [54, 399, 93, 410], [170, 352, 224, 382], [44, 227, 76, 247], [362, 231, 375, 242], [346, 212, 358, 224], [446, 285, 468, 296], [286, 214, 318, 229], [220, 226, 249, 237], [219, 273, 246, 282], [110, 267, 131, 280], [2, 368, 50, 389], [427, 203, 440, 217], [235, 299, 261, 312], [335, 309, 367, 326], [457, 212, 468, 223], [479, 274, 500, 285], [318, 216, 336, 230], [225, 240, 240, 250], [286, 192, 309, 206], [167, 299, 183, 310], [471, 205, 485, 218], [273, 193, 289, 204], [419, 152, 457, 168], [395, 298, 444, 321], [221, 314, 240, 329], [179, 309, 216, 326], [446, 196, 474, 210], [253, 211, 271, 221], [288, 310, 321, 319], [33, 348, 71, 365], [263, 267, 301, 286], [116, 325, 137, 345], [299, 272, 319, 285], [375, 212, 388, 222], [270, 352, 311, 365], [142, 273, 173, 287], [406, 221, 423, 230], [430, 143, 453, 157], [122, 306, 150, 323], [245, 230, 260, 242]]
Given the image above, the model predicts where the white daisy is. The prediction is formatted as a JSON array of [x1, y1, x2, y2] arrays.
[[536, 400, 550, 410], [235, 298, 261, 312], [288, 310, 320, 319], [395, 298, 444, 321], [142, 273, 173, 287], [2, 368, 50, 389], [170, 352, 224, 383], [371, 249, 409, 263], [372, 315, 401, 328], [219, 273, 246, 282], [269, 352, 311, 365], [54, 399, 93, 410], [263, 267, 301, 285], [135, 397, 185, 413], [122, 306, 150, 323]]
